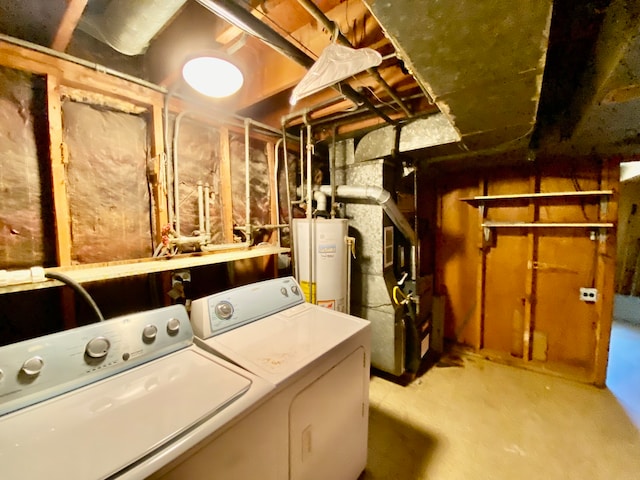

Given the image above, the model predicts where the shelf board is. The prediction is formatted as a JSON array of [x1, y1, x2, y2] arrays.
[[1, 245, 289, 295], [482, 221, 614, 228], [461, 190, 613, 206]]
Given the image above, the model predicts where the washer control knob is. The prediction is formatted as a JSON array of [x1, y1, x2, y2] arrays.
[[142, 324, 158, 342], [280, 287, 289, 297], [166, 317, 181, 335], [21, 356, 44, 376], [85, 337, 110, 359], [291, 285, 300, 296], [215, 301, 234, 320]]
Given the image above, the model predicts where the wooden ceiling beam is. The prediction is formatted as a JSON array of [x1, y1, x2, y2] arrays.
[[216, 0, 343, 45], [232, 0, 372, 111], [51, 0, 88, 52]]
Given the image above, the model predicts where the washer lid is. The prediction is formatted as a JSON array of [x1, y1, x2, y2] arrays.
[[200, 303, 370, 386], [0, 348, 252, 480]]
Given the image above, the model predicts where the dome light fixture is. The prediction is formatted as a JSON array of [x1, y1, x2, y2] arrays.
[[182, 55, 244, 98]]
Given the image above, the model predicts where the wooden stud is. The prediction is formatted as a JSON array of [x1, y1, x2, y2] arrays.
[[149, 103, 169, 244], [593, 158, 619, 386], [266, 142, 279, 276], [46, 75, 72, 266], [219, 127, 234, 243], [51, 0, 88, 52], [47, 75, 76, 326], [266, 142, 278, 244]]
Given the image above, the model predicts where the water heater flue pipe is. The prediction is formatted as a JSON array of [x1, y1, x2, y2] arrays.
[[318, 185, 418, 246]]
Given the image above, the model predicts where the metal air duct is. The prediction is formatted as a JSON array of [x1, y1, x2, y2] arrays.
[[78, 0, 187, 56]]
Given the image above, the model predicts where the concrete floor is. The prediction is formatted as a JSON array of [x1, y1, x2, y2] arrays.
[[363, 325, 640, 480]]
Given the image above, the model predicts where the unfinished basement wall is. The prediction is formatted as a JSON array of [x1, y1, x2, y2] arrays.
[[62, 100, 151, 263], [173, 117, 223, 242], [433, 154, 618, 385], [0, 39, 284, 341], [0, 66, 55, 269]]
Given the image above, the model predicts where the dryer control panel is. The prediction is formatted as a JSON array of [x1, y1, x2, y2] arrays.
[[0, 305, 193, 416], [190, 276, 305, 338]]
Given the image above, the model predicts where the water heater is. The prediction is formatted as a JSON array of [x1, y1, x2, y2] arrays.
[[292, 218, 349, 312]]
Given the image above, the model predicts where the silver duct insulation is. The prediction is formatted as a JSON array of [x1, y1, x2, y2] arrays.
[[78, 0, 187, 56], [318, 185, 417, 246]]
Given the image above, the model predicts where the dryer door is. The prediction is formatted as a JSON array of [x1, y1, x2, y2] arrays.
[[289, 347, 369, 480]]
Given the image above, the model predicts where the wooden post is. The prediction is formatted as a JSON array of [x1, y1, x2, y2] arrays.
[[46, 75, 77, 328], [46, 75, 72, 266], [51, 0, 88, 51], [593, 158, 619, 386], [219, 127, 234, 243]]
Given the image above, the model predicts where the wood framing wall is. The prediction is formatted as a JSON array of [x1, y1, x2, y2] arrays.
[[0, 39, 284, 341], [433, 156, 619, 385]]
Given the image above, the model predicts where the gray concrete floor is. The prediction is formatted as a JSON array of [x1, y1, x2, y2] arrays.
[[364, 321, 640, 480]]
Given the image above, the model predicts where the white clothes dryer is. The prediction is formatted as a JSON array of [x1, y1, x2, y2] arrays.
[[0, 305, 279, 480], [183, 276, 371, 480]]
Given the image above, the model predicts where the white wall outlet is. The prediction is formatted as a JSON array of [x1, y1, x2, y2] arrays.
[[579, 287, 598, 303], [172, 269, 191, 286]]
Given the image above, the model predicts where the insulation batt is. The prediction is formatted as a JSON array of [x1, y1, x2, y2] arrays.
[[62, 101, 151, 263], [0, 66, 52, 268]]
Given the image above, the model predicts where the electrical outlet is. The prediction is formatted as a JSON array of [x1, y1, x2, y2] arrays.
[[579, 287, 598, 303], [172, 269, 191, 287]]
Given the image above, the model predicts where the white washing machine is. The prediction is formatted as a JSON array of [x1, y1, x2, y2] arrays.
[[181, 276, 371, 480], [0, 304, 280, 480]]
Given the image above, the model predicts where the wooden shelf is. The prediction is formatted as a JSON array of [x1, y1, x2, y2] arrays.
[[483, 221, 614, 228], [461, 190, 613, 206], [1, 245, 290, 295]]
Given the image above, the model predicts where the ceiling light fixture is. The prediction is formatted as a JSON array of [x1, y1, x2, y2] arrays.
[[182, 54, 244, 98]]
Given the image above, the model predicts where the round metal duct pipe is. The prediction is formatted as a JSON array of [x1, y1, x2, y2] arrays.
[[78, 0, 188, 56]]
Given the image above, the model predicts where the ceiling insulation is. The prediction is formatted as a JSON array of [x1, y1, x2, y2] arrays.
[[565, 0, 640, 154], [364, 0, 553, 151]]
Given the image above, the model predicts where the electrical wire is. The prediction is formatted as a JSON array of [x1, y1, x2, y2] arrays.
[[392, 285, 408, 305], [45, 272, 106, 323]]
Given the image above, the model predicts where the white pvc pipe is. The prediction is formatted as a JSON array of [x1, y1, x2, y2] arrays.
[[204, 183, 211, 237], [197, 181, 204, 234], [244, 119, 252, 244], [299, 129, 305, 205], [313, 190, 327, 213], [306, 124, 313, 220]]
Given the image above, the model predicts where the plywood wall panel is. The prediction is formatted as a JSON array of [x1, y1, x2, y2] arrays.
[[434, 156, 618, 382], [483, 232, 529, 354], [534, 232, 598, 370], [437, 176, 479, 345], [482, 171, 531, 354]]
